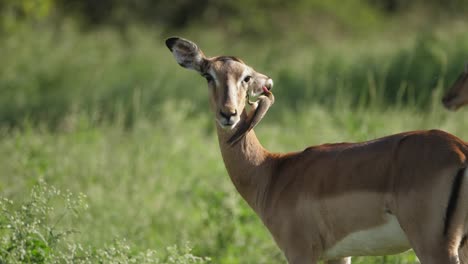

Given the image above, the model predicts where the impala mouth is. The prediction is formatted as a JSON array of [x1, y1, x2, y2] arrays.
[[217, 118, 240, 129], [248, 84, 273, 102], [221, 122, 237, 129]]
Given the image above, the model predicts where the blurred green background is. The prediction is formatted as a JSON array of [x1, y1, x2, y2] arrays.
[[1, 0, 468, 263]]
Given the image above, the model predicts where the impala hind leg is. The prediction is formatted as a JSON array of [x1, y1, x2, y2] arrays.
[[416, 251, 459, 264], [395, 170, 464, 263], [325, 257, 351, 264], [453, 168, 468, 264], [397, 205, 462, 264]]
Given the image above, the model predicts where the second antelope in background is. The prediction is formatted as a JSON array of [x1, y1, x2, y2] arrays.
[[443, 64, 468, 110]]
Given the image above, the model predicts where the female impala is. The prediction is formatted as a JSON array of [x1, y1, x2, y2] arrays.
[[166, 37, 468, 264], [443, 64, 468, 111]]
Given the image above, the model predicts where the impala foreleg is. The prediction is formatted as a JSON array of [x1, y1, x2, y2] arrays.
[[325, 257, 351, 264]]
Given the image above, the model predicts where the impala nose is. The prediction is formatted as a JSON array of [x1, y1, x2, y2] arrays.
[[220, 109, 237, 122]]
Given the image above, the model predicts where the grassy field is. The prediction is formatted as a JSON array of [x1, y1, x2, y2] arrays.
[[2, 22, 468, 129], [1, 19, 468, 263], [2, 104, 468, 263]]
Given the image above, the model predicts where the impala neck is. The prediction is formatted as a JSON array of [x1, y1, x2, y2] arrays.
[[216, 125, 272, 213]]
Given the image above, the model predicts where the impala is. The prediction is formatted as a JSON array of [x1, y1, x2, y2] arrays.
[[443, 64, 468, 111], [166, 37, 468, 264]]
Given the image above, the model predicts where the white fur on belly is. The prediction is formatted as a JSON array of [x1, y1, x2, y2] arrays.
[[323, 215, 411, 259]]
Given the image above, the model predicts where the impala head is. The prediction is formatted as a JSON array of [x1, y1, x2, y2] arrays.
[[442, 64, 468, 111], [165, 37, 273, 141]]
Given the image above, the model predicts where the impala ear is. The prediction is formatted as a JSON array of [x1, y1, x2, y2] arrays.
[[166, 37, 207, 72], [228, 92, 275, 145]]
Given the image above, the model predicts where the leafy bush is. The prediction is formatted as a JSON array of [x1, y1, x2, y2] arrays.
[[0, 180, 86, 263], [0, 180, 210, 263]]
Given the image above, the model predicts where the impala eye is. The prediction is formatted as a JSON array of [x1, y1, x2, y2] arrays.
[[203, 74, 214, 82], [243, 76, 252, 83]]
